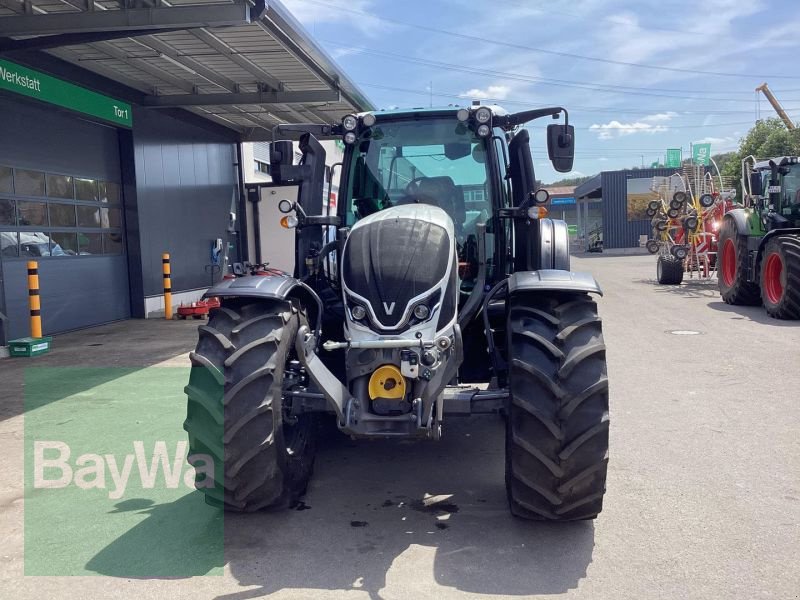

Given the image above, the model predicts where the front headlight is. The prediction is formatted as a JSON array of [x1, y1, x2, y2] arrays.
[[413, 304, 430, 320], [475, 107, 492, 124], [351, 305, 367, 320], [342, 115, 358, 131]]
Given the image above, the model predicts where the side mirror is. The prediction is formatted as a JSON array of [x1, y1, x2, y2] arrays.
[[269, 140, 294, 183], [749, 172, 763, 196], [547, 124, 575, 173]]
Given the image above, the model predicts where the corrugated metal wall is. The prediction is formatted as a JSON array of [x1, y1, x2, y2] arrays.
[[601, 168, 684, 249], [130, 108, 237, 298]]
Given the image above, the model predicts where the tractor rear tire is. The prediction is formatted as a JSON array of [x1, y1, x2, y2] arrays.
[[760, 235, 800, 319], [657, 255, 683, 285], [718, 218, 760, 305], [505, 292, 609, 521], [184, 300, 316, 511]]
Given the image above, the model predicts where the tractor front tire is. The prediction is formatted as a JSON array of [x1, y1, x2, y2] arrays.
[[657, 255, 684, 285], [718, 218, 760, 305], [760, 235, 800, 319], [184, 300, 316, 511], [505, 292, 609, 521]]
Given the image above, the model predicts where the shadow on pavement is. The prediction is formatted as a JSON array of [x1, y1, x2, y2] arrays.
[[216, 417, 595, 599], [85, 493, 224, 578], [706, 301, 800, 326], [0, 319, 199, 422]]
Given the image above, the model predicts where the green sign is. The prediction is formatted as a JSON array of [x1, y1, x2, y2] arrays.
[[0, 59, 132, 128], [693, 143, 711, 166], [665, 148, 681, 168]]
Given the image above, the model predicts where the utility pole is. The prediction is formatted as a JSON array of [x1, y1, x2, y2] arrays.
[[429, 81, 433, 108]]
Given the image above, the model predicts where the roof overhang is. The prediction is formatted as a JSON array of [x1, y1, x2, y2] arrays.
[[575, 174, 602, 199], [0, 0, 374, 140]]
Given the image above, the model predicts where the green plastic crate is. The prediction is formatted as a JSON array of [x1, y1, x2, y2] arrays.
[[9, 336, 52, 357]]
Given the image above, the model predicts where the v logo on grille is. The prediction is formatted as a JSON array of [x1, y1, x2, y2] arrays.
[[383, 301, 396, 315]]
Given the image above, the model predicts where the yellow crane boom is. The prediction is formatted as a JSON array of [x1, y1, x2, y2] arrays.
[[756, 82, 795, 130]]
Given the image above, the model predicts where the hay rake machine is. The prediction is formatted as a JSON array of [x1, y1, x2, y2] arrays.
[[645, 165, 736, 285]]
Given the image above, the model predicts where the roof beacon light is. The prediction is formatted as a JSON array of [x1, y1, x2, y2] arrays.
[[362, 113, 376, 127], [342, 115, 358, 131], [456, 108, 470, 122]]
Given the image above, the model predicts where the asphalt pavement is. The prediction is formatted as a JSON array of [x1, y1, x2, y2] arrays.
[[0, 253, 798, 599]]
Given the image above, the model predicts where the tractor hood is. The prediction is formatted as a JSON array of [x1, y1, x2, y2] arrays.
[[341, 204, 457, 332]]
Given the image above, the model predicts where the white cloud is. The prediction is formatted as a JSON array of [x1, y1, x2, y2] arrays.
[[281, 0, 386, 36], [642, 112, 679, 122], [589, 120, 668, 139], [459, 85, 512, 100], [693, 136, 735, 145]]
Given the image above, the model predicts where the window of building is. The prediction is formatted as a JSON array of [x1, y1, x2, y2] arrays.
[[15, 169, 45, 197], [0, 166, 12, 194], [75, 178, 99, 201], [254, 160, 270, 175], [46, 174, 74, 200], [49, 203, 77, 227], [78, 232, 103, 255], [50, 231, 79, 256], [77, 205, 100, 228], [18, 200, 48, 226], [104, 232, 124, 255], [99, 181, 120, 204], [0, 198, 14, 225], [1, 231, 18, 257], [0, 164, 123, 258]]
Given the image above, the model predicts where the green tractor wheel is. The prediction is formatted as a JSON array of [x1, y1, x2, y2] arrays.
[[760, 235, 800, 319]]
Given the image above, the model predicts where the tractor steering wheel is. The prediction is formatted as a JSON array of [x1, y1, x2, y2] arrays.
[[404, 177, 428, 198]]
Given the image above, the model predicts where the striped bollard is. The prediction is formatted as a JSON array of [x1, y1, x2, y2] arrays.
[[27, 260, 42, 338], [162, 253, 173, 320]]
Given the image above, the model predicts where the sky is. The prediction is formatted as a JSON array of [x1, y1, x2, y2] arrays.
[[280, 0, 800, 184]]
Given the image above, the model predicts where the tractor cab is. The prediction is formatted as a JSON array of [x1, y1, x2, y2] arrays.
[[748, 156, 800, 229], [335, 106, 575, 292]]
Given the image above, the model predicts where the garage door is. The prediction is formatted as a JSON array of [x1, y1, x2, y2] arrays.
[[0, 95, 129, 340]]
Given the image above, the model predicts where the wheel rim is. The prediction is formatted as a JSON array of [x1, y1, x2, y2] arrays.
[[764, 252, 784, 304], [721, 239, 736, 287]]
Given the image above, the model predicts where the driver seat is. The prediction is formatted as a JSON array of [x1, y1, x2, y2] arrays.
[[415, 176, 466, 227]]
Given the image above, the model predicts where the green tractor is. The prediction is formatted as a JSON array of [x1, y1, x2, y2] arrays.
[[184, 105, 610, 520], [718, 156, 800, 318]]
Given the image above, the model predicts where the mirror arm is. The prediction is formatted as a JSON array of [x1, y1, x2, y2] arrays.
[[271, 123, 340, 140], [497, 107, 569, 130]]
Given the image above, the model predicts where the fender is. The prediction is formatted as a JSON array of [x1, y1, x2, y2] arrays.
[[204, 273, 323, 337], [723, 208, 752, 237], [537, 218, 571, 271], [508, 270, 603, 296], [759, 227, 800, 252]]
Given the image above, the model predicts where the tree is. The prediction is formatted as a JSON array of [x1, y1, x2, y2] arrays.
[[720, 118, 800, 196], [546, 175, 595, 186]]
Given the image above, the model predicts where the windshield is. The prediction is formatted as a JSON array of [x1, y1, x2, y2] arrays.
[[343, 118, 490, 240], [783, 164, 800, 208]]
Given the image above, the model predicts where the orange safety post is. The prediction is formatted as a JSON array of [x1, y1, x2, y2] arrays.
[[27, 260, 42, 338], [162, 253, 173, 320]]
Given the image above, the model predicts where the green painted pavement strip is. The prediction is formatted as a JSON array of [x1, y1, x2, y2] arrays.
[[24, 367, 223, 576]]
